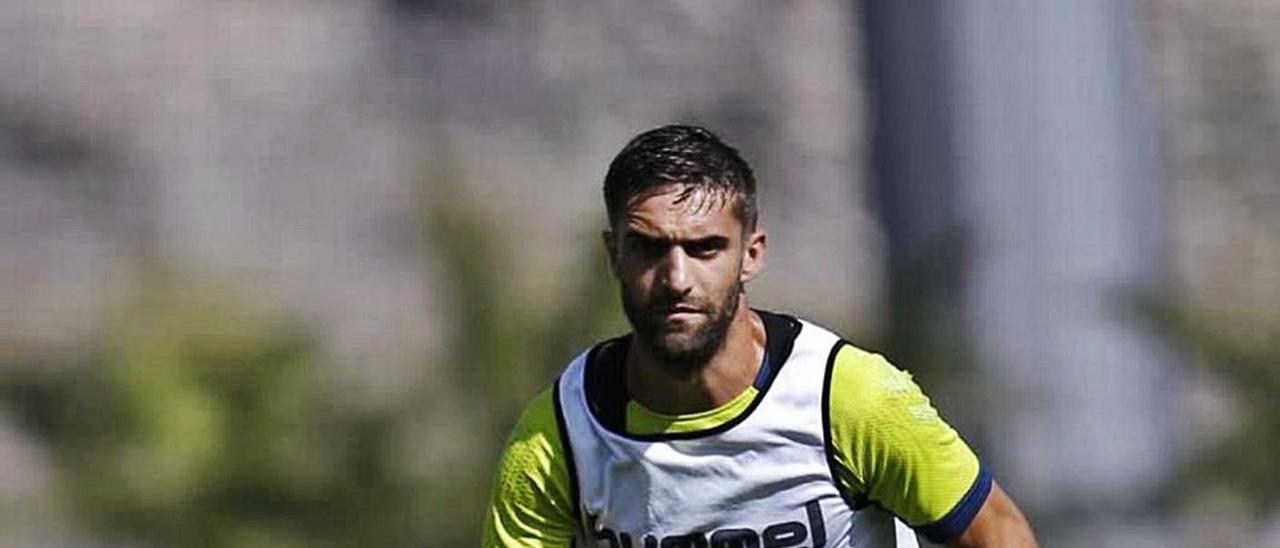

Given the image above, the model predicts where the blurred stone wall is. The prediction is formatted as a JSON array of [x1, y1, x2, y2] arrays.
[[0, 0, 436, 385], [1, 0, 878, 381], [1150, 0, 1280, 324]]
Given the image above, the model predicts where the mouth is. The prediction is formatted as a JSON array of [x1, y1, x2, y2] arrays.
[[660, 305, 703, 323]]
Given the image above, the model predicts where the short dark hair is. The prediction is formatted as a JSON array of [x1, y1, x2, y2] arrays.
[[603, 125, 757, 231]]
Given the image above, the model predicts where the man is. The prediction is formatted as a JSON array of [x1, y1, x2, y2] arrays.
[[483, 125, 1037, 547]]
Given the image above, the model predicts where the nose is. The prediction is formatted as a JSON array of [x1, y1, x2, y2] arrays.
[[658, 245, 693, 295]]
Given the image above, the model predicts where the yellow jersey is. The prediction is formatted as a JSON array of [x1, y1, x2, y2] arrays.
[[484, 311, 988, 547]]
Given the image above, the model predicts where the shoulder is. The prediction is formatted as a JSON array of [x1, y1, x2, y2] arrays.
[[824, 342, 929, 460], [506, 388, 564, 463], [826, 343, 916, 413], [824, 340, 961, 462], [759, 314, 908, 412], [823, 343, 986, 536], [483, 388, 578, 547], [495, 388, 573, 505]]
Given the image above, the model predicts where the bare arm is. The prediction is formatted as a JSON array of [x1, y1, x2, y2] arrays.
[[948, 481, 1037, 548]]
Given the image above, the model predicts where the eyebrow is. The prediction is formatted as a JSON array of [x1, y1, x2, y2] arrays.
[[623, 231, 730, 249]]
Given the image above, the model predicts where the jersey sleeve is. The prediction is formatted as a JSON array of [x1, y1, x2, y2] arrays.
[[482, 388, 579, 548], [826, 344, 992, 544]]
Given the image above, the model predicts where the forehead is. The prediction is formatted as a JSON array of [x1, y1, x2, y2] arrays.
[[622, 186, 742, 238]]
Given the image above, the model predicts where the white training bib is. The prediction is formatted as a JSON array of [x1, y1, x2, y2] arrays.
[[555, 314, 920, 548]]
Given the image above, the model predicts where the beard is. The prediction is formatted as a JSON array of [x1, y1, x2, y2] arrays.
[[620, 278, 742, 379]]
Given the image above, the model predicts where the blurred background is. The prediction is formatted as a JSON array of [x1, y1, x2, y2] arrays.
[[0, 0, 1276, 546]]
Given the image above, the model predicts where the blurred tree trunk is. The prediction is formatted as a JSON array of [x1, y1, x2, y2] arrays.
[[861, 2, 1176, 546]]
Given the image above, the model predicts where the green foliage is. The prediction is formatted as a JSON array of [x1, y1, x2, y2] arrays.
[[420, 181, 624, 544], [423, 179, 624, 413], [0, 182, 623, 546], [0, 273, 424, 547], [1135, 294, 1280, 515]]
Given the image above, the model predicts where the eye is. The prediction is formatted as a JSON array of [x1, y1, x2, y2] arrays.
[[626, 235, 668, 258], [642, 239, 667, 257], [684, 243, 713, 258], [684, 238, 725, 258]]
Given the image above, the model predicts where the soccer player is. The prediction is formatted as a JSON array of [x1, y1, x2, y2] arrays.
[[483, 125, 1038, 547]]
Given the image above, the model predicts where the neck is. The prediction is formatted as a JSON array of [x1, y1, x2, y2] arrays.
[[625, 301, 766, 415]]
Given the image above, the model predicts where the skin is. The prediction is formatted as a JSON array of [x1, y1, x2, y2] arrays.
[[604, 185, 767, 415], [604, 184, 1038, 546]]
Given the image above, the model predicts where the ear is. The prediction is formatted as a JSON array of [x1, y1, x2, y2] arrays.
[[739, 228, 767, 283], [602, 230, 618, 277]]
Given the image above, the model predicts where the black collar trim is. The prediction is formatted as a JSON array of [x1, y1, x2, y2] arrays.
[[582, 309, 803, 442]]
